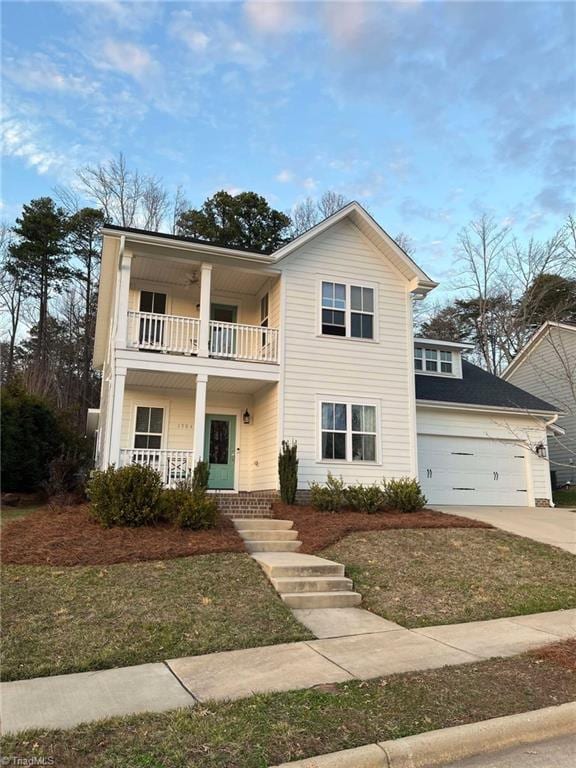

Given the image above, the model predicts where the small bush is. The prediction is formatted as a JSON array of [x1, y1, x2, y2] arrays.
[[382, 477, 427, 513], [192, 460, 210, 492], [160, 483, 218, 529], [278, 440, 298, 504], [345, 482, 385, 513], [87, 464, 164, 527], [309, 472, 346, 512]]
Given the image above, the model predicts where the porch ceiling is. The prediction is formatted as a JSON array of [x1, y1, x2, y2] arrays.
[[132, 256, 272, 295], [126, 369, 274, 394]]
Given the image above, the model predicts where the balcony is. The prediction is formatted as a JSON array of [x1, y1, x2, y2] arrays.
[[126, 311, 279, 364], [119, 448, 195, 488]]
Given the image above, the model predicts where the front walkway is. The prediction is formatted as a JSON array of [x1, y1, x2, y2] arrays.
[[2, 608, 574, 734], [433, 506, 576, 554]]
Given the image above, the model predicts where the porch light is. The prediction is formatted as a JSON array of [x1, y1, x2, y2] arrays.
[[535, 442, 547, 458], [243, 409, 251, 425]]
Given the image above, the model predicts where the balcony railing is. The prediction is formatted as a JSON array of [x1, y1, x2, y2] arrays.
[[126, 311, 279, 363], [119, 448, 195, 488]]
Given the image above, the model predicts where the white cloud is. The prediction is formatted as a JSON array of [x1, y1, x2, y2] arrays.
[[5, 54, 97, 96], [169, 10, 210, 52], [276, 169, 294, 183], [2, 117, 70, 177], [303, 177, 318, 191], [244, 1, 300, 34], [99, 39, 157, 80]]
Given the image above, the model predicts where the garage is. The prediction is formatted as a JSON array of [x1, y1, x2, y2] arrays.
[[418, 434, 529, 506]]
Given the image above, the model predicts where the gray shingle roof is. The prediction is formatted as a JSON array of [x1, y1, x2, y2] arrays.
[[416, 360, 559, 413]]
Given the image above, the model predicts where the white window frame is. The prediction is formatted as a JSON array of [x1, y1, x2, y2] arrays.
[[414, 346, 457, 377], [317, 277, 378, 342], [317, 396, 381, 464], [131, 402, 169, 451], [133, 405, 165, 449]]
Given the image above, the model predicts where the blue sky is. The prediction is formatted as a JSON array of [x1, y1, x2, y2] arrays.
[[2, 0, 575, 288]]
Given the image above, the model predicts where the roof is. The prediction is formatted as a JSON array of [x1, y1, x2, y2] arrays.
[[416, 360, 559, 413], [501, 321, 576, 379], [413, 337, 474, 351]]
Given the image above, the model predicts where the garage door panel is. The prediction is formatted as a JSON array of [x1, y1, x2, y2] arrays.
[[418, 435, 529, 506]]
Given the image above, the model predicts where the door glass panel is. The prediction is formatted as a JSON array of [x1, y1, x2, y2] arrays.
[[209, 420, 230, 464], [212, 305, 237, 323]]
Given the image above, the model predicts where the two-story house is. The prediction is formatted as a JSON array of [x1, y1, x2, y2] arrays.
[[502, 321, 576, 488], [91, 202, 559, 511]]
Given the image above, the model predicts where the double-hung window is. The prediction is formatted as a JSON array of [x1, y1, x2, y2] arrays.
[[414, 347, 423, 371], [440, 350, 453, 373], [134, 407, 164, 449], [321, 281, 375, 339], [425, 349, 438, 372], [320, 401, 378, 462], [415, 347, 454, 375]]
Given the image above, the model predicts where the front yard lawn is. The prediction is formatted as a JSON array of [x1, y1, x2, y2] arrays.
[[322, 528, 576, 627], [2, 642, 574, 768], [553, 488, 576, 509], [1, 554, 312, 681]]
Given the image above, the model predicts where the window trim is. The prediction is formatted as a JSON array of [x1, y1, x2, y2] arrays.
[[317, 277, 379, 343], [131, 402, 169, 451], [317, 396, 381, 464], [414, 346, 457, 378]]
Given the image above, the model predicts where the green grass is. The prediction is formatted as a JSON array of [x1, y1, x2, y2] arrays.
[[1, 554, 312, 682], [322, 528, 576, 627], [553, 489, 576, 509], [0, 504, 42, 526], [2, 650, 574, 768]]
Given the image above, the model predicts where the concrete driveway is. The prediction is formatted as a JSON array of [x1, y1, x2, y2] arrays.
[[433, 506, 576, 554]]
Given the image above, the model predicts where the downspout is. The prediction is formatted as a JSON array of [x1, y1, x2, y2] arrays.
[[544, 412, 560, 507]]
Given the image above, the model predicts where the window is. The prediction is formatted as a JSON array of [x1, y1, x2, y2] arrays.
[[134, 407, 163, 449], [139, 291, 166, 314], [320, 401, 378, 462], [425, 349, 438, 372], [321, 281, 375, 339], [321, 402, 347, 459], [260, 293, 269, 345], [321, 282, 346, 336], [440, 350, 453, 373], [414, 347, 423, 371], [351, 404, 376, 461], [350, 286, 374, 339]]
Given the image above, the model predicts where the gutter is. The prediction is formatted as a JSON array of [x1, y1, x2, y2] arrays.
[[415, 399, 562, 418]]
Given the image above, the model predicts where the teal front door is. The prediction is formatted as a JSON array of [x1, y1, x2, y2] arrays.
[[204, 415, 236, 490]]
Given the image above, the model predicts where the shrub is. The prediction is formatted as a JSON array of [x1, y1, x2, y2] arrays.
[[382, 477, 427, 513], [309, 472, 346, 512], [278, 440, 298, 504], [160, 484, 218, 529], [192, 460, 210, 492], [345, 482, 385, 514], [41, 451, 87, 506], [87, 464, 164, 527]]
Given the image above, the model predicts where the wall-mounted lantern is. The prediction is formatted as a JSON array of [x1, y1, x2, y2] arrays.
[[535, 442, 547, 458], [243, 409, 251, 425]]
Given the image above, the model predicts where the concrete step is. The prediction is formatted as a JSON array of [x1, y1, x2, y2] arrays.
[[244, 540, 302, 553], [281, 591, 362, 609], [272, 576, 354, 594], [239, 529, 299, 542], [233, 518, 293, 531], [252, 552, 346, 579]]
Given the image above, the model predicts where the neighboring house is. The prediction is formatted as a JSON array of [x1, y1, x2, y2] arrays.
[[92, 202, 559, 510], [502, 322, 576, 488]]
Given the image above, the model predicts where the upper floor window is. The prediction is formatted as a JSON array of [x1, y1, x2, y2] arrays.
[[140, 291, 166, 315], [260, 293, 269, 328], [415, 347, 453, 375], [321, 281, 375, 340]]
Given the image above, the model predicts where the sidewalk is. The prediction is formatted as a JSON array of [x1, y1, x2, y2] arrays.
[[2, 607, 574, 734]]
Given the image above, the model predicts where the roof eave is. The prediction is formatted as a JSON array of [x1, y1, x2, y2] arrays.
[[415, 399, 560, 416]]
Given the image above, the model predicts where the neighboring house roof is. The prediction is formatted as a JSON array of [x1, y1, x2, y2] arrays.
[[416, 360, 559, 413], [501, 321, 576, 379]]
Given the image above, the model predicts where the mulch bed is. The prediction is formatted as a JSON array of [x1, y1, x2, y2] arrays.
[[1, 506, 243, 566], [273, 504, 492, 553], [532, 639, 576, 672]]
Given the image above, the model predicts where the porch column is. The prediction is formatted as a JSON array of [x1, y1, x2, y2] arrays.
[[107, 366, 127, 467], [193, 373, 208, 462], [198, 263, 213, 358], [115, 248, 133, 349]]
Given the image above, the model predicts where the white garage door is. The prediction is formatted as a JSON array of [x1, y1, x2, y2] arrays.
[[418, 435, 530, 506]]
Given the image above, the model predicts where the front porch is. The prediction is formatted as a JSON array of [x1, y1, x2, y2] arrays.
[[99, 369, 279, 496]]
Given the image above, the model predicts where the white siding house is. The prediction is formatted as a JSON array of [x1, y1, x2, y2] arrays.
[[91, 203, 559, 509]]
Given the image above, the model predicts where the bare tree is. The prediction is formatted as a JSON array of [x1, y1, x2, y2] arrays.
[[142, 178, 170, 231], [317, 191, 348, 219], [170, 185, 190, 234], [395, 232, 416, 257], [0, 224, 25, 381], [289, 191, 349, 238]]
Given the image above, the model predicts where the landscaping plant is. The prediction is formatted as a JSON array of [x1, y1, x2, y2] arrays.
[[345, 482, 385, 513], [309, 472, 346, 512], [87, 464, 164, 527], [382, 477, 427, 513], [160, 483, 218, 529], [278, 440, 298, 504], [192, 460, 210, 492]]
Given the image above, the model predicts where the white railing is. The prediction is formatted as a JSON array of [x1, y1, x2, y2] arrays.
[[119, 449, 195, 488], [126, 310, 279, 363], [127, 311, 200, 355], [209, 320, 279, 362]]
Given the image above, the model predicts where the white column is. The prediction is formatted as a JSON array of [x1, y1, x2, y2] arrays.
[[193, 373, 208, 462], [107, 366, 127, 467], [198, 263, 213, 357], [115, 250, 133, 349]]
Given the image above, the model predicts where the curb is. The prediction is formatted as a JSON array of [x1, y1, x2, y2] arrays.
[[270, 701, 576, 767]]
